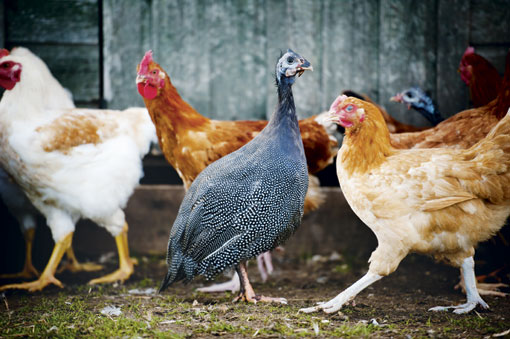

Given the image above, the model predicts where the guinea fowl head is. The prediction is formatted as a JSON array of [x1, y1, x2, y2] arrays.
[[0, 49, 23, 91], [275, 49, 312, 86], [390, 86, 441, 124], [136, 50, 167, 100]]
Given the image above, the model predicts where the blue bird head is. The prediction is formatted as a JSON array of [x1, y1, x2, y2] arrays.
[[275, 49, 312, 86], [391, 86, 443, 125]]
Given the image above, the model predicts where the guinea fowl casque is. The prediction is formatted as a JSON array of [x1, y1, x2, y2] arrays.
[[158, 50, 311, 304], [301, 95, 510, 315], [136, 50, 337, 292], [0, 48, 156, 292]]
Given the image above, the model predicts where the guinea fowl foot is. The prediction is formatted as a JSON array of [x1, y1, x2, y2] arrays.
[[197, 273, 241, 293], [0, 273, 63, 292], [89, 225, 134, 285], [233, 292, 287, 304], [233, 261, 287, 304]]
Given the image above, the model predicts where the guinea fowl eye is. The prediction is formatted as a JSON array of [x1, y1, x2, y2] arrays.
[[2, 62, 9, 68], [287, 56, 294, 64]]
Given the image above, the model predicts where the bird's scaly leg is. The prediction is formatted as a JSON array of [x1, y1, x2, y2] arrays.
[[233, 262, 287, 304], [88, 223, 135, 285], [256, 251, 274, 283], [0, 232, 73, 292], [0, 228, 39, 279], [197, 272, 241, 293], [57, 245, 103, 273], [430, 256, 489, 314]]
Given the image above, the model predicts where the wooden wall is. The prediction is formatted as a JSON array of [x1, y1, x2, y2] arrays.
[[2, 0, 510, 123]]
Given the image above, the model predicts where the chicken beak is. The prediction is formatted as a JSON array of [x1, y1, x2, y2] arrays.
[[136, 74, 147, 84], [325, 110, 340, 124]]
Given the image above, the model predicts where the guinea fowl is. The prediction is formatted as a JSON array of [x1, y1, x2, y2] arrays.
[[136, 50, 337, 293], [390, 87, 444, 126], [159, 50, 311, 303]]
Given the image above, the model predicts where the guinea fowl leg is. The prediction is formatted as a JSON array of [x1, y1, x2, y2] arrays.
[[88, 223, 136, 285], [197, 251, 274, 293], [197, 272, 241, 293], [0, 232, 73, 292], [430, 257, 489, 314], [0, 228, 39, 279], [233, 261, 287, 304], [57, 246, 104, 273]]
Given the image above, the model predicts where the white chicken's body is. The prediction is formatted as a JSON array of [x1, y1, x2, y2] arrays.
[[0, 47, 156, 290]]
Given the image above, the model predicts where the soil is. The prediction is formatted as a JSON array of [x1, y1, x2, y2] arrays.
[[1, 252, 509, 338]]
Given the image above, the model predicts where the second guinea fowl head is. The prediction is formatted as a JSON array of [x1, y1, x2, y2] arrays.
[[275, 49, 312, 87], [390, 87, 442, 125], [136, 50, 166, 100]]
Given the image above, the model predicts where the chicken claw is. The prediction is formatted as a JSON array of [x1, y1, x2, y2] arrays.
[[58, 246, 103, 273], [429, 257, 489, 314], [88, 226, 134, 285]]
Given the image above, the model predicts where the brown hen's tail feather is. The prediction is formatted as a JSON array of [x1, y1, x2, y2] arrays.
[[303, 175, 325, 215]]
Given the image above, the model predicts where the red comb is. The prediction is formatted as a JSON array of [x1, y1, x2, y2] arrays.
[[0, 49, 9, 58], [329, 94, 348, 112], [463, 46, 475, 56], [139, 50, 153, 74]]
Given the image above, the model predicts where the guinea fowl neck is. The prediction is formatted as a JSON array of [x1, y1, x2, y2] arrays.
[[268, 79, 299, 130]]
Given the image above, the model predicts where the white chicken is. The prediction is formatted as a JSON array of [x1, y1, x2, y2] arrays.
[[0, 47, 156, 291], [0, 48, 103, 280]]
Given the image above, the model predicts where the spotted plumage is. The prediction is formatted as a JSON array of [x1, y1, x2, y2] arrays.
[[160, 50, 310, 293]]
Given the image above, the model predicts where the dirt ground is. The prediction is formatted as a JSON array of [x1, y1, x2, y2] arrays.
[[1, 251, 509, 338]]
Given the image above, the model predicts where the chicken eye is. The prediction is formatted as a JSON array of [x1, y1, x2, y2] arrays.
[[287, 56, 294, 64], [345, 105, 353, 112], [152, 70, 157, 75]]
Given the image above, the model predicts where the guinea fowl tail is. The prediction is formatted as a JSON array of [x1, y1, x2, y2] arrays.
[[159, 248, 192, 292]]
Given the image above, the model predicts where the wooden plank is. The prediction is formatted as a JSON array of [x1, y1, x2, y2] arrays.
[[436, 0, 470, 118], [24, 44, 99, 104], [103, 0, 151, 109], [264, 0, 324, 118], [379, 0, 438, 127], [5, 0, 98, 44], [320, 0, 379, 110], [470, 0, 510, 45], [0, 0, 4, 48]]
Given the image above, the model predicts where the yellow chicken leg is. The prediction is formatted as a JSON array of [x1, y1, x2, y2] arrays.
[[0, 232, 72, 292], [88, 223, 135, 285], [57, 246, 104, 273], [0, 228, 40, 280]]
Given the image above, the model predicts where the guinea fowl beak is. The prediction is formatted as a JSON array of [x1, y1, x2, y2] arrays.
[[296, 59, 313, 77], [390, 93, 403, 103]]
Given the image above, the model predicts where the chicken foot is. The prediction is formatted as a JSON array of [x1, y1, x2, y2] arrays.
[[430, 257, 489, 314], [88, 223, 135, 285], [0, 232, 73, 292], [232, 262, 287, 304], [197, 251, 274, 293], [0, 228, 39, 280], [454, 272, 508, 297], [57, 246, 104, 273], [300, 271, 382, 313]]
